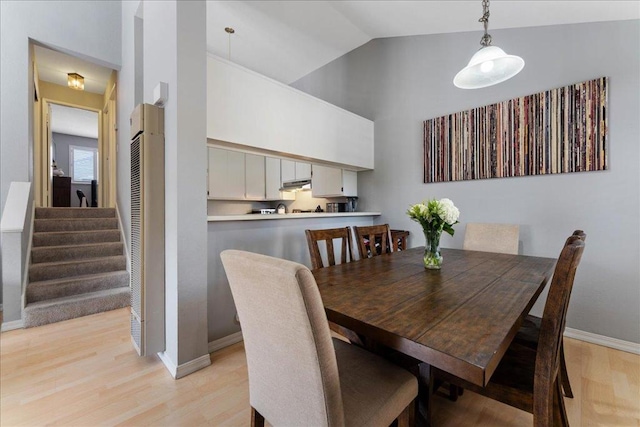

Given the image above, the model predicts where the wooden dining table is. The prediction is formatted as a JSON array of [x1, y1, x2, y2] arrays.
[[312, 247, 557, 389]]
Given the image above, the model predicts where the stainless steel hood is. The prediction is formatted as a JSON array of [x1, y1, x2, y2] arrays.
[[280, 178, 311, 191]]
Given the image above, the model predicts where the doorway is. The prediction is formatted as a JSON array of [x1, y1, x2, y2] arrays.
[[46, 102, 100, 207], [32, 43, 117, 208]]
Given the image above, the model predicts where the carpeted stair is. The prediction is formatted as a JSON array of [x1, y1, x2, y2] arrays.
[[24, 207, 130, 327]]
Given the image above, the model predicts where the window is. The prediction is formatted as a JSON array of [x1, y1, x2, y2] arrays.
[[69, 145, 98, 184]]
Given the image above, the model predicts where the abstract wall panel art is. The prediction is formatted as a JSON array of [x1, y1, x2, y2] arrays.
[[423, 77, 608, 183]]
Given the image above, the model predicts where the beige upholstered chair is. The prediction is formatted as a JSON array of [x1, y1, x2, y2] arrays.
[[462, 223, 520, 255], [220, 250, 418, 427]]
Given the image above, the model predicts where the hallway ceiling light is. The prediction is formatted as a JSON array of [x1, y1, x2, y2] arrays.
[[454, 0, 524, 89], [67, 72, 84, 91]]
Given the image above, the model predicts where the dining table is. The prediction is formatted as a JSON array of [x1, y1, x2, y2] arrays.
[[312, 246, 557, 421]]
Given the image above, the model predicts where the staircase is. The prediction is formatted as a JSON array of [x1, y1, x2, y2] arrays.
[[24, 207, 130, 328]]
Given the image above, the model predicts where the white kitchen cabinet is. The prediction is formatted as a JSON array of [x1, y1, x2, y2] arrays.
[[281, 160, 311, 182], [312, 165, 358, 198], [245, 154, 266, 200], [265, 157, 294, 200], [265, 157, 281, 200], [207, 55, 374, 170], [295, 162, 311, 180], [208, 147, 245, 199]]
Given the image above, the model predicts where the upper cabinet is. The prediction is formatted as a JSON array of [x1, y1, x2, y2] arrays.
[[281, 160, 311, 182], [208, 148, 245, 200], [207, 55, 374, 170], [209, 148, 294, 201], [312, 165, 357, 198]]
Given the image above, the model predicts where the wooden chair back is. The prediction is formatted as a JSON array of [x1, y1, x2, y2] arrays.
[[305, 227, 353, 270], [391, 230, 410, 251], [533, 235, 585, 425], [353, 224, 392, 259], [463, 223, 519, 255]]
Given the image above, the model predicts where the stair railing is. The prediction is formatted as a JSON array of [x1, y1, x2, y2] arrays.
[[0, 182, 34, 330]]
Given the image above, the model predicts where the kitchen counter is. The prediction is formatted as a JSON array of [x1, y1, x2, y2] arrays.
[[208, 212, 381, 222]]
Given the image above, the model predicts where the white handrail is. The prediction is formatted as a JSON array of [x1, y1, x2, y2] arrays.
[[1, 182, 31, 232]]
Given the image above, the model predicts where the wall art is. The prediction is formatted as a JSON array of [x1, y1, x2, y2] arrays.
[[423, 77, 608, 183]]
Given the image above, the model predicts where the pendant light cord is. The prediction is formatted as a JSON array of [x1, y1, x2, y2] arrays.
[[479, 0, 492, 47]]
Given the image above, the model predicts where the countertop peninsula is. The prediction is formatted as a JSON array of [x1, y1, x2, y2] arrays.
[[207, 212, 381, 222]]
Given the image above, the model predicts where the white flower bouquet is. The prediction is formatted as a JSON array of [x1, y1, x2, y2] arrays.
[[407, 198, 460, 269], [406, 198, 460, 236]]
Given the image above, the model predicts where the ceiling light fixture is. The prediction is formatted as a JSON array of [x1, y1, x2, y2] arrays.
[[454, 0, 524, 89], [225, 27, 235, 60], [67, 72, 85, 91]]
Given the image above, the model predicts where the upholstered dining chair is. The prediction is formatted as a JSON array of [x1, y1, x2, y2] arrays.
[[432, 234, 586, 427], [353, 224, 393, 260], [220, 250, 418, 427], [514, 230, 587, 398], [305, 227, 354, 270], [462, 223, 520, 255]]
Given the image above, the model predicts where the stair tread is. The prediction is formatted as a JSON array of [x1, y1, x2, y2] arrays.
[[31, 241, 123, 252], [30, 255, 125, 269], [27, 270, 129, 287], [24, 287, 130, 309], [34, 229, 120, 236]]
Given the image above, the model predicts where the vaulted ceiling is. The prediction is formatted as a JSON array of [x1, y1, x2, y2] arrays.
[[206, 1, 640, 84]]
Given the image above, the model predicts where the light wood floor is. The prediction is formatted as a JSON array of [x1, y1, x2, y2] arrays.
[[1, 308, 638, 426]]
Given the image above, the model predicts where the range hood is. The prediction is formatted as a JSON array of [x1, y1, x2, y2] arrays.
[[280, 179, 311, 191]]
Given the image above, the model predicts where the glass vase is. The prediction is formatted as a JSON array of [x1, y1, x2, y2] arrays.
[[423, 228, 443, 269]]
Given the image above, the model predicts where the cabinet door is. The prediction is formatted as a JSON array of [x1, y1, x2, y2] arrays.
[[245, 154, 266, 199], [312, 165, 343, 197], [208, 148, 245, 199], [295, 162, 312, 180], [281, 159, 296, 182], [342, 170, 357, 197], [265, 157, 281, 200]]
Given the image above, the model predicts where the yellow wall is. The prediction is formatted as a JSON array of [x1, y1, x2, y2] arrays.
[[39, 81, 103, 110]]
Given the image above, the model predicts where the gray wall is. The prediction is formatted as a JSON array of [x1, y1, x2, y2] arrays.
[[292, 20, 640, 344], [52, 133, 98, 206]]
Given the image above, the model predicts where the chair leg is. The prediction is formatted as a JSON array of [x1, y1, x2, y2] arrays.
[[560, 341, 574, 398], [396, 399, 415, 427], [448, 384, 459, 401], [251, 407, 265, 427], [555, 378, 570, 427]]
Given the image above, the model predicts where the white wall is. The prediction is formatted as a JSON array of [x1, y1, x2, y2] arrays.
[[0, 0, 121, 214], [0, 0, 121, 314], [293, 20, 640, 344]]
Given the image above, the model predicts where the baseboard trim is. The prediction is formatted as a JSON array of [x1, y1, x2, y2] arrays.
[[208, 331, 243, 353], [565, 327, 640, 355], [157, 352, 211, 379], [1, 319, 24, 332]]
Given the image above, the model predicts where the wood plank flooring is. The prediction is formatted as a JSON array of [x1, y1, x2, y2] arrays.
[[1, 308, 638, 426]]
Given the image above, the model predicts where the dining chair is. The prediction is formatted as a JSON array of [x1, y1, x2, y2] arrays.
[[391, 229, 410, 252], [462, 223, 520, 255], [514, 229, 587, 398], [305, 227, 361, 344], [353, 224, 393, 259], [220, 250, 418, 427], [305, 227, 354, 270], [431, 234, 586, 427]]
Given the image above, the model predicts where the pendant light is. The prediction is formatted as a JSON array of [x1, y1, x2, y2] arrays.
[[225, 27, 235, 60], [454, 0, 524, 89]]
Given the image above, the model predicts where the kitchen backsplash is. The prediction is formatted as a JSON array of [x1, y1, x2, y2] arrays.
[[207, 191, 349, 215]]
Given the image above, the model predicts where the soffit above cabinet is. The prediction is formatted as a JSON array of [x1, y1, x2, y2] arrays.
[[206, 55, 374, 170]]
